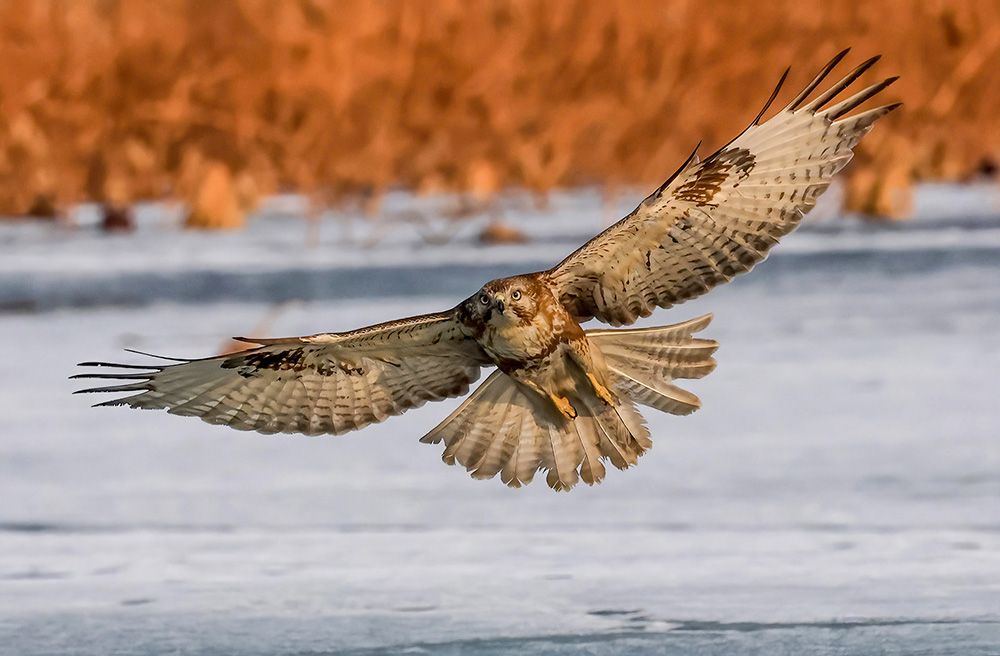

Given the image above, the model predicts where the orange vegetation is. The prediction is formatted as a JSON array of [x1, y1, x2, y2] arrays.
[[0, 0, 997, 226]]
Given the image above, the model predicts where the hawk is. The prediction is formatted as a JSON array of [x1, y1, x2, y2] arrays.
[[75, 51, 898, 490]]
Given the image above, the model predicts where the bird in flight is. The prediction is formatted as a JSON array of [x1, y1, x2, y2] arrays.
[[75, 50, 898, 491]]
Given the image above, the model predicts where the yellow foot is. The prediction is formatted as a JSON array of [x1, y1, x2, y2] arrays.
[[550, 394, 577, 419], [587, 373, 618, 406]]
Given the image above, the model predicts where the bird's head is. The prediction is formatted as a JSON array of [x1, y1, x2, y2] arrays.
[[468, 275, 542, 327]]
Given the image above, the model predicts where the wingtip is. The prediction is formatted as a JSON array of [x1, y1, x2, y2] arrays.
[[752, 67, 790, 126], [786, 48, 856, 112], [827, 48, 853, 71], [77, 361, 127, 368], [74, 386, 107, 395], [652, 140, 703, 196], [93, 399, 129, 408], [859, 53, 882, 68], [849, 54, 884, 82], [123, 348, 189, 362]]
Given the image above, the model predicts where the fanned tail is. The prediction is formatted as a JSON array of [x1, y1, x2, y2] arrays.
[[588, 314, 718, 416], [420, 372, 649, 491]]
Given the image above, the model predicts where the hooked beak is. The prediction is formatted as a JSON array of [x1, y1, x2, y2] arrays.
[[495, 295, 505, 314]]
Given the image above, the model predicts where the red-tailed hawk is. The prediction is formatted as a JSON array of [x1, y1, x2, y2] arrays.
[[75, 50, 898, 490]]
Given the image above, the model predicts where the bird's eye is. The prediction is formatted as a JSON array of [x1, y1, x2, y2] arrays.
[[511, 290, 521, 300], [479, 294, 490, 305]]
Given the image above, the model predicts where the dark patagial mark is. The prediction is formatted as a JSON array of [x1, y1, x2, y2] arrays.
[[223, 348, 363, 376], [673, 147, 755, 206], [224, 348, 311, 372]]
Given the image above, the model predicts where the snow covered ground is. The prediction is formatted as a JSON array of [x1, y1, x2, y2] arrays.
[[1, 189, 999, 654]]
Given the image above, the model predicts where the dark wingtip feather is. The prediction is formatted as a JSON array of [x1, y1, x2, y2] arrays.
[[702, 65, 789, 164], [232, 336, 280, 344], [93, 399, 132, 408], [653, 140, 702, 197], [74, 382, 150, 395], [70, 372, 152, 381], [73, 386, 115, 395], [803, 54, 884, 113], [785, 48, 852, 111], [231, 336, 298, 347], [751, 66, 789, 127], [122, 348, 190, 362], [76, 361, 161, 370], [824, 76, 900, 120]]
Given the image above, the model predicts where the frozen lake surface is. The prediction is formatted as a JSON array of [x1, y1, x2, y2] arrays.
[[3, 184, 1000, 312], [1, 197, 999, 654]]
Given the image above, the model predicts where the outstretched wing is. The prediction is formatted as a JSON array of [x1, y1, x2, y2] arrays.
[[74, 310, 491, 436], [547, 49, 900, 326]]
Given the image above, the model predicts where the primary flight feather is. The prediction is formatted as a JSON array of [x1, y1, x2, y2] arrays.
[[75, 50, 898, 490]]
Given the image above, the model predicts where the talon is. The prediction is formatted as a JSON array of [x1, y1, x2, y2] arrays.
[[587, 373, 618, 406], [550, 394, 577, 419]]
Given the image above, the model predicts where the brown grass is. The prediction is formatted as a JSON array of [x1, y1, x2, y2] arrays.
[[1, 0, 997, 224]]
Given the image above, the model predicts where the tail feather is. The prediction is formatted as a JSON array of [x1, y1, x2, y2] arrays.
[[608, 366, 703, 416], [573, 416, 607, 485], [589, 408, 637, 470], [469, 423, 518, 481], [611, 399, 653, 451], [421, 371, 649, 491], [421, 371, 509, 460], [467, 395, 526, 480], [500, 409, 543, 488], [444, 380, 517, 467], [597, 341, 718, 378], [543, 420, 583, 491], [589, 313, 717, 416]]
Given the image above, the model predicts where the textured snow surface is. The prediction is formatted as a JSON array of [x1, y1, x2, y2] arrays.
[[1, 194, 999, 654]]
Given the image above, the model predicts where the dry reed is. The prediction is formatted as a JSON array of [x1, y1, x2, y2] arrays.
[[0, 0, 997, 226]]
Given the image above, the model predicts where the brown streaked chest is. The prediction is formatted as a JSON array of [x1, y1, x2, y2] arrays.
[[479, 295, 584, 373]]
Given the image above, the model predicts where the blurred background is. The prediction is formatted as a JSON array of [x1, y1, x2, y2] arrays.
[[0, 0, 997, 229], [2, 2, 999, 655]]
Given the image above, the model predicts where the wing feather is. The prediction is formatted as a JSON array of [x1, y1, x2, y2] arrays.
[[74, 310, 490, 436], [546, 51, 898, 326]]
